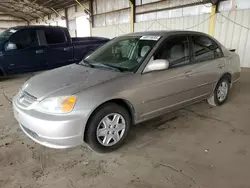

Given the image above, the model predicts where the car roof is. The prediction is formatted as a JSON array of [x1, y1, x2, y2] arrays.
[[122, 30, 209, 37], [10, 25, 66, 30]]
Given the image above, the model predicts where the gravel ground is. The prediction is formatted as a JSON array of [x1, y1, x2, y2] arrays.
[[0, 69, 249, 188]]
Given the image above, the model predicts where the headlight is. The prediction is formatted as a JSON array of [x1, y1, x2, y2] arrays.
[[35, 96, 77, 114]]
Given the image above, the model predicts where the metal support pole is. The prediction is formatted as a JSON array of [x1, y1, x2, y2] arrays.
[[90, 0, 94, 33], [74, 0, 92, 36], [65, 8, 69, 29], [51, 7, 65, 20], [75, 0, 91, 14], [128, 0, 135, 33], [209, 4, 216, 36]]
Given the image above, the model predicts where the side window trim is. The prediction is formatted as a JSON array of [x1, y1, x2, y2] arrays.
[[153, 34, 191, 69], [37, 30, 47, 46], [190, 34, 224, 64], [205, 36, 224, 57]]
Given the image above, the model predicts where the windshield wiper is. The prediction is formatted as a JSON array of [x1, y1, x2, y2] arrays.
[[91, 62, 123, 72], [78, 61, 126, 72], [101, 63, 124, 72], [78, 59, 95, 68]]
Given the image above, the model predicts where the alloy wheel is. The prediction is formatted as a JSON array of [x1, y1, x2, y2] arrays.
[[96, 113, 126, 146], [217, 81, 229, 102]]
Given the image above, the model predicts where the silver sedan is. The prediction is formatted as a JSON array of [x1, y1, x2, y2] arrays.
[[13, 31, 241, 153]]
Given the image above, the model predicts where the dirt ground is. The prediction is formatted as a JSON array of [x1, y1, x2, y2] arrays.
[[0, 69, 249, 188]]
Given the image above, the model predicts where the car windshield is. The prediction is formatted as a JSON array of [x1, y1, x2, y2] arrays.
[[0, 28, 18, 46], [83, 36, 160, 72]]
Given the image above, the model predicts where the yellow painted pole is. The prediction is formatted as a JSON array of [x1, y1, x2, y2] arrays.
[[209, 5, 216, 36], [128, 0, 134, 33]]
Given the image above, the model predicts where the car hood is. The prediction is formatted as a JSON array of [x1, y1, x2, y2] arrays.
[[24, 64, 126, 99]]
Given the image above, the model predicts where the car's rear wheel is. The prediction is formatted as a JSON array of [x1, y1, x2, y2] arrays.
[[85, 103, 131, 153], [207, 77, 230, 106]]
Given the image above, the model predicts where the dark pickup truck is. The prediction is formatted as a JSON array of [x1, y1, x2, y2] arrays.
[[0, 26, 109, 76]]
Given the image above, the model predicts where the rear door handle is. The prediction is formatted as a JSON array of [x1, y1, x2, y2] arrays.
[[184, 70, 192, 77], [36, 49, 44, 54]]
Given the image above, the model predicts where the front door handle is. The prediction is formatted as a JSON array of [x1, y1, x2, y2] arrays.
[[36, 49, 44, 54], [184, 70, 192, 77], [218, 64, 225, 69], [64, 47, 71, 51]]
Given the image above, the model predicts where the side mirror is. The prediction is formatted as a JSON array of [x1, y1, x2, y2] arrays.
[[5, 42, 17, 51], [143, 59, 169, 73]]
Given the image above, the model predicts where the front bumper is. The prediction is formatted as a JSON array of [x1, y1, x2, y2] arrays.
[[13, 96, 88, 149]]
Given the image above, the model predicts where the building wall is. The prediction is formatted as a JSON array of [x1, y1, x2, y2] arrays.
[[91, 13, 210, 37], [214, 10, 250, 68], [92, 23, 130, 38], [91, 0, 250, 68]]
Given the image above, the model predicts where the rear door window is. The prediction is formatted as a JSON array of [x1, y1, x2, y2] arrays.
[[191, 35, 223, 62], [44, 28, 66, 45]]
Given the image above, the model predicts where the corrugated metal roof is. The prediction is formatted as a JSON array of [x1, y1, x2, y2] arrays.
[[0, 0, 83, 21]]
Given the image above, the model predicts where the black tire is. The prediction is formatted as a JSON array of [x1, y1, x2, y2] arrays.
[[0, 70, 4, 77], [207, 77, 230, 106], [85, 103, 131, 153]]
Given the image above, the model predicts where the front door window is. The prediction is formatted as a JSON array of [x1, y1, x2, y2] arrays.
[[155, 36, 190, 68], [5, 29, 38, 51]]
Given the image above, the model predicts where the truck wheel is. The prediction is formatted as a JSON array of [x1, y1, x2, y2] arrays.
[[207, 77, 230, 106], [85, 103, 131, 153], [0, 70, 4, 76]]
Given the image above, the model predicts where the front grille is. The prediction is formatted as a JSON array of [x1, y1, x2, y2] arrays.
[[18, 90, 37, 108]]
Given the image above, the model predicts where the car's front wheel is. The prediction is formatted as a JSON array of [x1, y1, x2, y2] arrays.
[[85, 103, 131, 153], [207, 77, 230, 106]]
